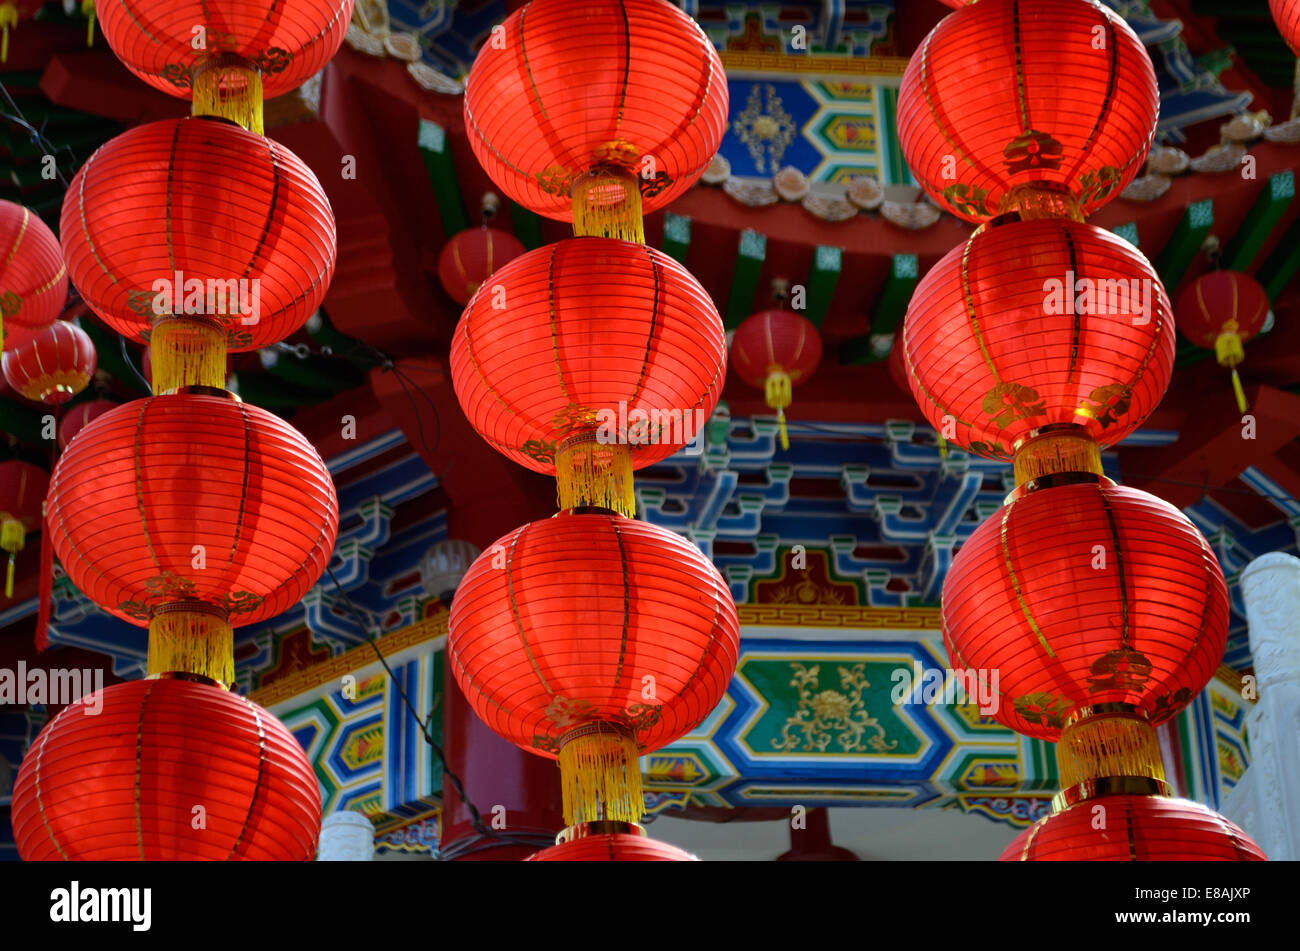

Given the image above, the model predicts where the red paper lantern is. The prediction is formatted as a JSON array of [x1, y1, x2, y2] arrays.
[[437, 226, 526, 305], [527, 833, 699, 861], [0, 200, 67, 344], [97, 0, 353, 102], [1, 320, 96, 405], [902, 217, 1173, 466], [449, 510, 738, 757], [57, 399, 118, 450], [463, 0, 728, 224], [12, 677, 321, 860], [46, 391, 339, 628], [1175, 270, 1269, 412], [450, 237, 725, 515], [898, 0, 1158, 222], [1002, 795, 1267, 861], [61, 117, 336, 353], [941, 480, 1228, 740], [730, 309, 822, 451], [1272, 0, 1300, 56], [0, 459, 48, 597]]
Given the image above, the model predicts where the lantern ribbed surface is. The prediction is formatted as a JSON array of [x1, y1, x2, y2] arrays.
[[1, 320, 96, 405], [941, 481, 1228, 740], [527, 834, 699, 861], [902, 217, 1173, 461], [898, 0, 1158, 222], [0, 200, 67, 339], [46, 392, 339, 627], [61, 117, 336, 352], [450, 237, 726, 473], [437, 227, 526, 305], [1001, 795, 1267, 861], [97, 0, 353, 101], [1272, 0, 1300, 56], [1175, 270, 1270, 350], [463, 0, 728, 221], [730, 310, 822, 390], [12, 678, 321, 861], [448, 511, 739, 757]]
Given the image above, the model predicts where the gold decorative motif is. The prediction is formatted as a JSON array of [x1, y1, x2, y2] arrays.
[[543, 695, 594, 729], [535, 165, 579, 197], [767, 579, 846, 606], [0, 290, 21, 318], [1003, 130, 1063, 174], [1077, 165, 1122, 206], [522, 438, 557, 465], [1150, 687, 1194, 720], [219, 590, 265, 616], [733, 83, 796, 174], [1086, 648, 1153, 691], [1079, 383, 1131, 428], [773, 663, 898, 754], [942, 182, 991, 218], [982, 382, 1046, 429], [1013, 692, 1071, 729]]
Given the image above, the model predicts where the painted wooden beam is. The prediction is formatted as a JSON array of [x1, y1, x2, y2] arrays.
[[510, 202, 543, 251], [725, 229, 767, 329], [800, 245, 842, 330], [662, 212, 691, 264], [1254, 214, 1300, 302], [1221, 170, 1294, 273], [1154, 198, 1213, 291], [417, 120, 470, 239], [840, 253, 918, 365]]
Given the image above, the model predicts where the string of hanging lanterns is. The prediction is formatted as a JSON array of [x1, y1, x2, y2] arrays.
[[9, 0, 355, 862], [449, 0, 736, 860], [899, 0, 1266, 860]]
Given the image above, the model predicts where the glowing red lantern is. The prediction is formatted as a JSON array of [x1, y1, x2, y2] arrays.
[[527, 832, 699, 861], [46, 391, 338, 684], [450, 238, 726, 517], [941, 480, 1227, 742], [1175, 270, 1269, 413], [12, 677, 321, 860], [898, 0, 1158, 222], [1272, 0, 1300, 56], [729, 309, 822, 451], [0, 459, 47, 598], [448, 510, 738, 828], [0, 200, 67, 346], [1002, 794, 1266, 861], [902, 216, 1173, 482], [61, 117, 335, 391], [98, 0, 353, 133], [464, 0, 728, 241], [1, 320, 96, 405], [437, 226, 526, 305], [57, 399, 118, 450]]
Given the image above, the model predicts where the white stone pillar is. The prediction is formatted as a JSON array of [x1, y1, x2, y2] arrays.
[[1221, 552, 1300, 860], [317, 810, 376, 861]]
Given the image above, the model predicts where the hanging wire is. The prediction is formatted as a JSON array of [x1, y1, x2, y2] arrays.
[[0, 80, 77, 189]]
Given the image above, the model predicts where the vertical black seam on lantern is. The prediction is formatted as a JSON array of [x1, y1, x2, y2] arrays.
[[241, 135, 283, 284], [1012, 0, 1030, 132], [961, 229, 1002, 385], [227, 695, 269, 860], [1097, 487, 1130, 649], [227, 400, 253, 573], [626, 248, 659, 408], [547, 243, 576, 406], [1187, 534, 1215, 664], [615, 0, 631, 128], [1125, 807, 1138, 860], [507, 522, 553, 696], [1064, 226, 1081, 385], [166, 122, 182, 274], [1069, 11, 1121, 186], [135, 680, 155, 861], [612, 518, 630, 690], [134, 399, 163, 574]]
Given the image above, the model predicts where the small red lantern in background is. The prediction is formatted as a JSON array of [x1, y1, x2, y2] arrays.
[[1175, 270, 1269, 413], [0, 199, 67, 347], [1002, 794, 1266, 861], [12, 677, 321, 860], [437, 196, 526, 305], [57, 398, 118, 450], [1271, 0, 1300, 56], [730, 308, 822, 452], [527, 832, 698, 862], [1, 320, 96, 405], [898, 0, 1158, 222], [0, 459, 47, 598]]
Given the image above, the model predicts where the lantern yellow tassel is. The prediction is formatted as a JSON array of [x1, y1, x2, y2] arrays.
[[998, 184, 1085, 222], [557, 723, 644, 827], [555, 433, 636, 517], [0, 2, 15, 64], [1, 514, 23, 598], [571, 167, 644, 244], [1012, 426, 1103, 487], [1231, 368, 1248, 414], [1056, 707, 1166, 790], [1215, 329, 1245, 367], [191, 53, 264, 135], [765, 370, 792, 451], [150, 316, 228, 393], [82, 0, 95, 47], [147, 602, 234, 687]]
